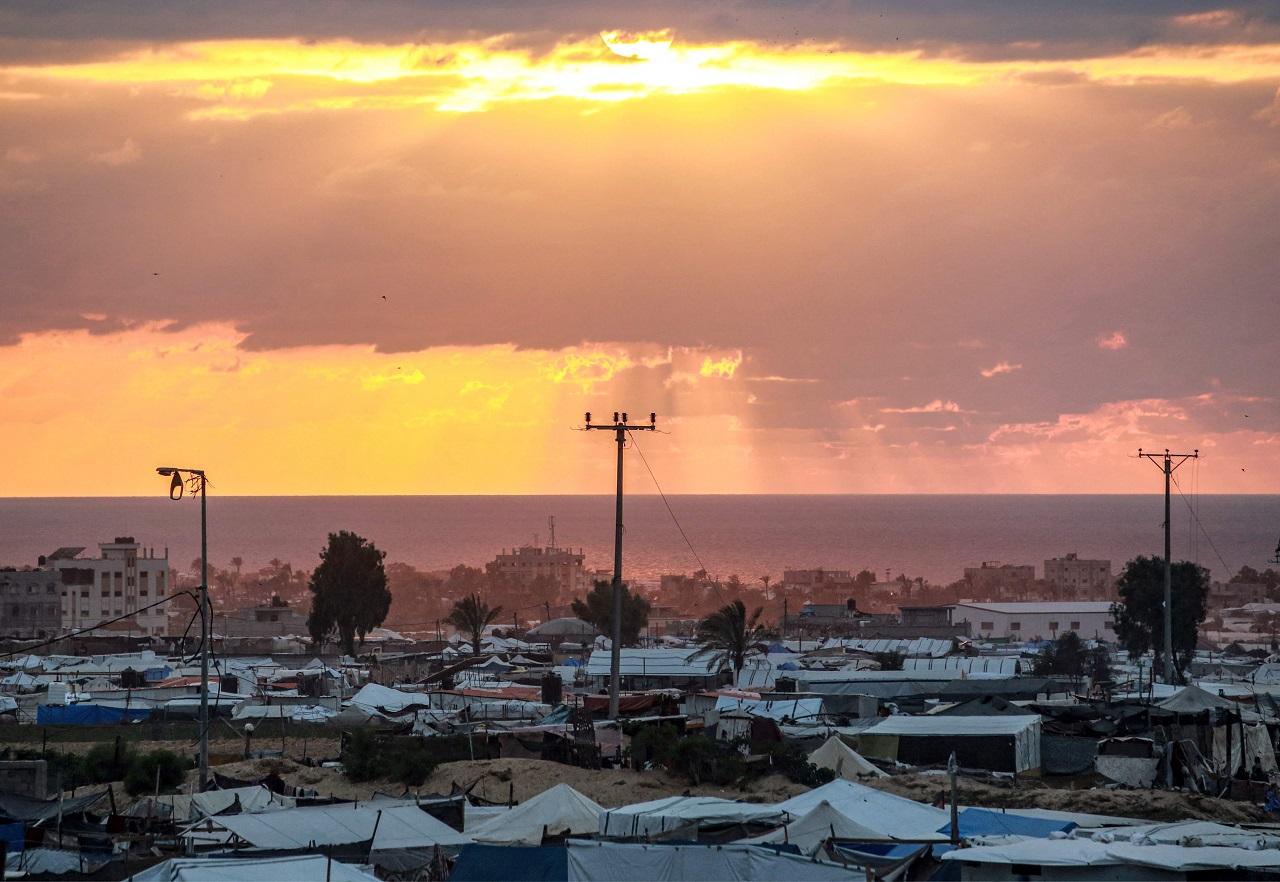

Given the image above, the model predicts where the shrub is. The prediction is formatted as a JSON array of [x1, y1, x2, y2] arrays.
[[124, 749, 192, 796], [761, 742, 835, 787], [342, 730, 439, 787], [667, 735, 745, 786]]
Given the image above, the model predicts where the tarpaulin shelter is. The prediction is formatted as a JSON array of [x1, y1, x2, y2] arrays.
[[469, 784, 603, 846], [857, 713, 1042, 774], [774, 779, 950, 842], [348, 683, 432, 717], [36, 703, 151, 725], [562, 839, 858, 881], [0, 789, 109, 824], [740, 800, 891, 855], [129, 854, 383, 882], [807, 735, 887, 779], [599, 796, 784, 839], [449, 844, 568, 881]]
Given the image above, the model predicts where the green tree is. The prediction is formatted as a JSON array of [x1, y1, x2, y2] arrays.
[[306, 531, 391, 655], [447, 593, 503, 657], [690, 599, 766, 678], [1032, 631, 1087, 681], [1111, 556, 1209, 683], [571, 581, 651, 645], [1088, 645, 1112, 685]]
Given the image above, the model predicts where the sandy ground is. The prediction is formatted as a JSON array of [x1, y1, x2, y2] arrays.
[[184, 755, 1270, 822]]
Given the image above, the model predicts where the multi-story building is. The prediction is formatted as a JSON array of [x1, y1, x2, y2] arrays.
[[1044, 553, 1112, 597], [486, 544, 590, 600], [217, 600, 311, 639], [0, 569, 62, 639], [1210, 581, 1267, 609], [781, 568, 854, 596], [963, 562, 1036, 597], [951, 601, 1115, 641], [48, 538, 171, 637]]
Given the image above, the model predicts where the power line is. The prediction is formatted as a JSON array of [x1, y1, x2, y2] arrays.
[[625, 428, 724, 604], [0, 591, 197, 661], [1171, 470, 1234, 577]]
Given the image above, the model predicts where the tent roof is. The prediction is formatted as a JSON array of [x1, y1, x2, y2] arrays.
[[1156, 685, 1236, 713], [807, 736, 887, 779], [526, 617, 597, 638], [774, 779, 949, 842], [863, 714, 1040, 737], [348, 683, 431, 715], [585, 649, 723, 678], [601, 796, 783, 837], [207, 802, 470, 850], [470, 784, 603, 846], [941, 838, 1119, 867], [742, 800, 890, 855], [129, 855, 381, 882]]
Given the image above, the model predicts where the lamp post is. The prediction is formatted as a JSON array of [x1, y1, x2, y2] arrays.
[[157, 466, 210, 791]]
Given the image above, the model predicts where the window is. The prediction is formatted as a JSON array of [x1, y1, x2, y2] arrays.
[[1070, 621, 1081, 630], [980, 621, 994, 631], [1049, 621, 1059, 631], [1104, 621, 1115, 631], [1010, 621, 1021, 631]]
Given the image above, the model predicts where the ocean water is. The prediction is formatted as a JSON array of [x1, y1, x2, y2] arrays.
[[0, 495, 1276, 585]]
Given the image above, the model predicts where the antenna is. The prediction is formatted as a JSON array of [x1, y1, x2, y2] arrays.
[[548, 515, 556, 550]]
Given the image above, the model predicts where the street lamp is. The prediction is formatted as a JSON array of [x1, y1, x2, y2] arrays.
[[157, 466, 210, 792]]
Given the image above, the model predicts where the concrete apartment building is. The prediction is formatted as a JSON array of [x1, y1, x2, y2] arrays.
[[49, 539, 171, 637], [0, 569, 63, 639], [486, 544, 590, 600], [781, 568, 854, 596], [951, 601, 1116, 641], [963, 562, 1036, 595], [217, 601, 310, 638], [1044, 553, 1112, 597]]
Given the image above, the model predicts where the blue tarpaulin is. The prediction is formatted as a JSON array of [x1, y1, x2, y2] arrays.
[[449, 845, 568, 882], [932, 808, 1077, 857], [0, 821, 24, 854], [36, 704, 151, 725]]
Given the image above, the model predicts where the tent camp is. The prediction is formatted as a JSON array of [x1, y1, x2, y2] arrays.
[[774, 779, 950, 842], [129, 855, 382, 882], [599, 796, 784, 838], [857, 714, 1042, 774], [470, 784, 603, 846], [741, 800, 893, 855], [808, 736, 887, 779], [564, 839, 861, 881]]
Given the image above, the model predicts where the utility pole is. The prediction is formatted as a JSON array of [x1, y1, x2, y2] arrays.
[[584, 411, 657, 719], [1137, 448, 1198, 684]]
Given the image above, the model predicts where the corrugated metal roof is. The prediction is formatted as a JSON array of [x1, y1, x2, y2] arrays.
[[585, 648, 724, 678]]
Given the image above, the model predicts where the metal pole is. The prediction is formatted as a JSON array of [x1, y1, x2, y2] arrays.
[[1163, 453, 1174, 684], [609, 425, 624, 719], [199, 473, 210, 791]]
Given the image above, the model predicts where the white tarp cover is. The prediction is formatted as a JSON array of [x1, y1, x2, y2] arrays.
[[828, 638, 953, 658], [231, 703, 336, 722], [903, 657, 1021, 676], [713, 695, 823, 723], [1092, 820, 1280, 848], [1212, 723, 1278, 775], [774, 779, 949, 842], [1157, 684, 1236, 713], [564, 839, 863, 881], [470, 784, 603, 845], [207, 801, 471, 850], [943, 837, 1280, 873], [0, 695, 17, 713], [348, 683, 429, 715], [940, 838, 1119, 867], [740, 800, 890, 855], [1106, 842, 1280, 871], [585, 649, 722, 679], [862, 714, 1042, 773], [600, 796, 784, 838], [807, 736, 887, 779], [128, 855, 381, 882]]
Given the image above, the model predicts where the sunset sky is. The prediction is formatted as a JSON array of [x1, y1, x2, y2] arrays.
[[2, 1, 1278, 495]]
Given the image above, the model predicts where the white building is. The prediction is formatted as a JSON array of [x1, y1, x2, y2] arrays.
[[1043, 553, 1112, 597], [49, 538, 171, 637], [951, 601, 1115, 641], [486, 544, 590, 600]]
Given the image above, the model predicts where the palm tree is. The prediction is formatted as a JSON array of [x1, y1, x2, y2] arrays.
[[690, 600, 767, 680], [759, 575, 771, 600], [447, 593, 503, 657]]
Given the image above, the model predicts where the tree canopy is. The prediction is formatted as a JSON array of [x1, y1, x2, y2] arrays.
[[571, 581, 651, 645], [1111, 555, 1208, 682], [306, 530, 391, 655], [446, 593, 502, 656], [690, 599, 766, 676]]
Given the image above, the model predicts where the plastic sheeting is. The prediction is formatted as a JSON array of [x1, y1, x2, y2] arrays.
[[564, 840, 862, 881], [713, 695, 823, 723], [35, 703, 151, 724], [207, 801, 471, 851], [860, 714, 1042, 773], [348, 683, 431, 716], [470, 784, 603, 846], [449, 844, 568, 881], [774, 779, 950, 842], [740, 800, 888, 855], [1211, 722, 1277, 775], [129, 855, 382, 882], [600, 796, 784, 838], [808, 736, 886, 779]]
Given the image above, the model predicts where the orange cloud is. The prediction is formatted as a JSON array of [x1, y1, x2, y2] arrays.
[[1097, 330, 1128, 350]]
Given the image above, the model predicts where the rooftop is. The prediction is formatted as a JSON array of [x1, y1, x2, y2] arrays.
[[953, 601, 1114, 614]]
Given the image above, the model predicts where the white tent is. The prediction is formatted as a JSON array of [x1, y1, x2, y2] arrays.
[[600, 796, 785, 838], [774, 779, 949, 842], [859, 713, 1042, 774], [563, 839, 858, 881], [808, 736, 887, 779], [348, 683, 430, 716], [128, 855, 381, 882], [741, 800, 891, 856], [470, 783, 603, 845], [205, 801, 471, 853]]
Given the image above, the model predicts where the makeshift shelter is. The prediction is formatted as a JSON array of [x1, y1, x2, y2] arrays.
[[807, 736, 887, 779], [130, 854, 382, 882], [469, 784, 603, 846], [774, 779, 949, 842], [348, 682, 431, 717], [449, 844, 568, 881], [858, 714, 1042, 774], [599, 796, 784, 839], [35, 703, 151, 725], [563, 839, 860, 881], [741, 800, 890, 855]]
